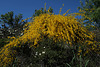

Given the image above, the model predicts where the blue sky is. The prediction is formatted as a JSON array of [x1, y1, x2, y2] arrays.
[[0, 0, 84, 19]]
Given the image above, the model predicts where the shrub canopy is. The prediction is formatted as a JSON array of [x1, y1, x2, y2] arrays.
[[0, 12, 99, 67]]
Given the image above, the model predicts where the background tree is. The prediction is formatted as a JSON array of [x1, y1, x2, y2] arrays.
[[0, 11, 27, 37], [78, 0, 100, 29], [0, 11, 27, 48]]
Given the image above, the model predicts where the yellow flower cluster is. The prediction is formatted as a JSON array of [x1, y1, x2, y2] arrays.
[[22, 13, 95, 46], [8, 36, 15, 39], [21, 17, 32, 22], [0, 10, 99, 66]]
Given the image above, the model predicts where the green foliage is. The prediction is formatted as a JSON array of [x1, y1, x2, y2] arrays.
[[11, 37, 100, 67], [92, 29, 100, 42], [0, 38, 9, 48], [78, 0, 100, 29], [33, 37, 74, 67], [66, 51, 100, 67], [32, 7, 53, 17], [0, 11, 28, 48], [0, 11, 27, 37], [12, 37, 75, 67]]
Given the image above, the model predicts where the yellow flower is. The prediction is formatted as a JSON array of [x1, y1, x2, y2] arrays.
[[62, 4, 64, 6], [21, 20, 24, 22]]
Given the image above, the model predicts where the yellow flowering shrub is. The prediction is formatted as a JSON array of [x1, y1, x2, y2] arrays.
[[0, 9, 99, 66], [74, 9, 96, 30]]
